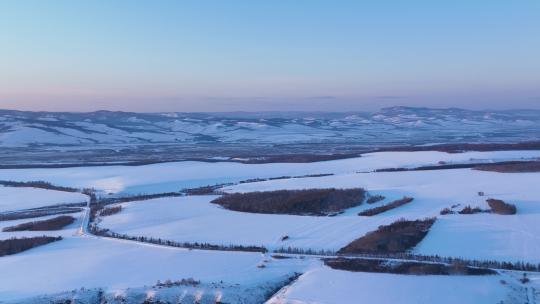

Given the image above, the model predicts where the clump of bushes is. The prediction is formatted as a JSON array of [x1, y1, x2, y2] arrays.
[[458, 205, 487, 215], [366, 194, 385, 204], [338, 218, 436, 254], [440, 207, 454, 215], [324, 258, 496, 275], [440, 203, 464, 215], [99, 205, 122, 217], [359, 197, 413, 216], [155, 278, 200, 288], [211, 188, 365, 216], [271, 254, 292, 259], [2, 215, 75, 232], [0, 236, 62, 256], [487, 199, 517, 215], [520, 273, 530, 284], [441, 200, 516, 216]]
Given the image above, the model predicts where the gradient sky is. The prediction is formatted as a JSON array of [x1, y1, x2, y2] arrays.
[[1, 0, 539, 112]]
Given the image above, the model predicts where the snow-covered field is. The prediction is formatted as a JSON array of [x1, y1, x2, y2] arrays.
[[415, 211, 540, 263], [0, 150, 537, 195], [267, 266, 511, 304], [225, 168, 540, 263], [99, 195, 389, 251], [0, 186, 87, 213], [0, 235, 310, 302], [97, 167, 540, 263], [0, 212, 83, 240], [1, 150, 540, 303]]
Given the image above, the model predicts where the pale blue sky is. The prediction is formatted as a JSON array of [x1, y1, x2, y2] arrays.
[[0, 0, 539, 111]]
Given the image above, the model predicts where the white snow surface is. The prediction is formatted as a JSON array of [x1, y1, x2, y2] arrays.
[[0, 150, 537, 195], [98, 167, 540, 263], [0, 186, 88, 213], [99, 195, 387, 251], [1, 150, 540, 302], [225, 168, 540, 263], [0, 235, 308, 301], [415, 211, 540, 263], [0, 212, 83, 240], [267, 266, 508, 304]]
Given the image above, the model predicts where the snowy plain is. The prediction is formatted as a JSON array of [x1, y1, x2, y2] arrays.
[[0, 186, 88, 213], [97, 167, 540, 263], [267, 266, 510, 304], [0, 235, 310, 302], [0, 212, 83, 240], [99, 195, 389, 251], [0, 150, 538, 195], [1, 150, 539, 303], [225, 168, 540, 263]]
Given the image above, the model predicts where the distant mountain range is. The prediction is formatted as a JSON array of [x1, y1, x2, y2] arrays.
[[1, 107, 539, 148]]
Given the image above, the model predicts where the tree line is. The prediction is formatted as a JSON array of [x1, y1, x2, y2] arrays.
[[359, 196, 413, 216]]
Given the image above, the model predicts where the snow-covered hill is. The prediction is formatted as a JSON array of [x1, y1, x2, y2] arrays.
[[1, 107, 539, 147]]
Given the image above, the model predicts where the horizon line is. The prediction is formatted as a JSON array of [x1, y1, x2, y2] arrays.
[[1, 106, 540, 115]]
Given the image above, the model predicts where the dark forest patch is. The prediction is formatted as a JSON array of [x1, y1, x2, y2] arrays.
[[366, 194, 386, 204], [377, 141, 540, 154], [2, 215, 75, 232], [0, 236, 62, 256], [474, 161, 540, 173], [377, 160, 540, 173], [238, 153, 360, 164], [338, 218, 436, 254], [325, 258, 496, 275], [211, 188, 365, 216]]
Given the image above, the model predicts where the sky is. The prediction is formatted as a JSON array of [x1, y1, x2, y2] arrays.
[[0, 0, 539, 112]]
